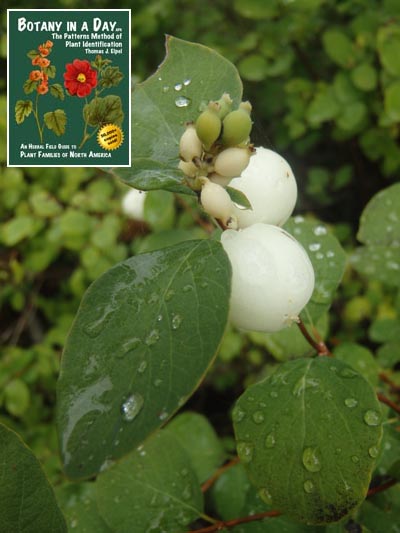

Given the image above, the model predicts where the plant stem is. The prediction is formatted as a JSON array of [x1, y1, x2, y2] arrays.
[[379, 372, 400, 394], [367, 478, 397, 498], [201, 457, 240, 493], [33, 92, 43, 143], [296, 318, 332, 356], [377, 393, 400, 415], [186, 510, 281, 533]]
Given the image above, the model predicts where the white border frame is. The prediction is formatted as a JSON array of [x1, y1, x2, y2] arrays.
[[7, 8, 132, 167]]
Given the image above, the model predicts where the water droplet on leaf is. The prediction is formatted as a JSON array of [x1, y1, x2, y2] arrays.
[[252, 411, 264, 424], [183, 78, 191, 86], [344, 398, 358, 408], [309, 243, 321, 252], [121, 393, 144, 421], [137, 360, 148, 374], [174, 82, 183, 91], [171, 314, 183, 330], [237, 441, 254, 463], [159, 409, 168, 421], [303, 480, 314, 493], [364, 409, 381, 426], [302, 447, 322, 472], [232, 406, 246, 423], [145, 329, 160, 346], [122, 337, 141, 353], [368, 446, 379, 458], [265, 433, 276, 448], [340, 367, 358, 378], [175, 96, 191, 108], [313, 225, 327, 236], [351, 455, 359, 464]]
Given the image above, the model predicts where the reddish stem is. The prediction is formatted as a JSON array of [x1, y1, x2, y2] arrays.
[[201, 457, 240, 493], [377, 393, 400, 415], [367, 478, 397, 498], [379, 372, 400, 394], [296, 319, 332, 356], [186, 510, 281, 533]]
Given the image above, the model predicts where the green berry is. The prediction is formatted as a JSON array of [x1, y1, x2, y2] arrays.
[[222, 102, 252, 147], [195, 103, 222, 150], [216, 93, 233, 119]]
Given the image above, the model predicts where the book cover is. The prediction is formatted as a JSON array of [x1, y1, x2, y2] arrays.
[[7, 9, 131, 167]]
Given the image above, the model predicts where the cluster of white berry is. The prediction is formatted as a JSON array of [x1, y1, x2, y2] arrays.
[[178, 94, 315, 333]]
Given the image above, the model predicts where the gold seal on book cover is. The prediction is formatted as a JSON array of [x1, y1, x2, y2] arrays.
[[97, 124, 124, 151]]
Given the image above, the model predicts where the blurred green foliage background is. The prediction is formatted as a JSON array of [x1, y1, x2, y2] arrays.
[[1, 0, 400, 485]]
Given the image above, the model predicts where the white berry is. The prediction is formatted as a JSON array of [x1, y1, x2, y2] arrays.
[[121, 188, 147, 220], [179, 124, 202, 162], [229, 147, 297, 228], [221, 223, 315, 332], [200, 179, 234, 224], [214, 147, 251, 178]]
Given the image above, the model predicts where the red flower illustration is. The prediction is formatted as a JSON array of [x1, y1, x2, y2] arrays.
[[63, 59, 97, 98]]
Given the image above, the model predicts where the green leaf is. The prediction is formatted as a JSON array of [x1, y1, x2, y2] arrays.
[[57, 240, 231, 479], [351, 63, 377, 92], [322, 30, 355, 68], [1, 215, 41, 245], [50, 84, 65, 100], [83, 95, 124, 127], [384, 81, 400, 122], [333, 342, 380, 386], [44, 109, 67, 136], [211, 463, 320, 532], [226, 186, 252, 210], [284, 218, 347, 322], [99, 66, 124, 88], [4, 379, 30, 417], [369, 318, 400, 343], [56, 483, 112, 533], [377, 341, 400, 369], [96, 430, 203, 532], [248, 313, 329, 361], [109, 159, 195, 195], [350, 246, 400, 287], [357, 183, 400, 246], [110, 36, 242, 194], [143, 189, 175, 230], [23, 79, 38, 94], [30, 191, 62, 218], [15, 99, 33, 124], [333, 72, 359, 104], [233, 0, 280, 19], [238, 54, 268, 82], [233, 357, 383, 524], [27, 49, 40, 60], [306, 85, 340, 126], [374, 424, 400, 478], [43, 64, 56, 79], [377, 25, 400, 76], [358, 500, 400, 533], [0, 423, 67, 533], [165, 412, 226, 483], [336, 101, 367, 131]]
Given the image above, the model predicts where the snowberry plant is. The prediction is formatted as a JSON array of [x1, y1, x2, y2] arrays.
[[5, 36, 400, 533]]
